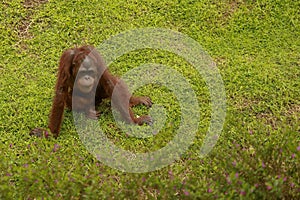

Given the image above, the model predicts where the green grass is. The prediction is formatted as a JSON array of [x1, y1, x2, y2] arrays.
[[0, 0, 299, 199]]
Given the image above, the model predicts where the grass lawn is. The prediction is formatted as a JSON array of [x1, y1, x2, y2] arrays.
[[0, 0, 299, 199]]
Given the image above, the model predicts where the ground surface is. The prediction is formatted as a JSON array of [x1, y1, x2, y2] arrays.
[[0, 0, 299, 199]]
